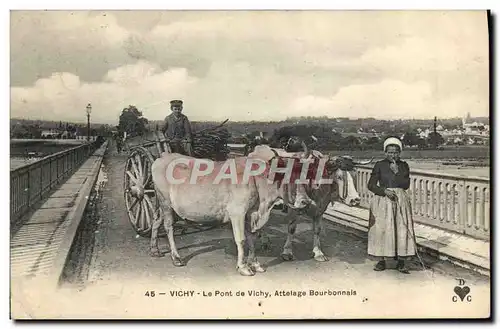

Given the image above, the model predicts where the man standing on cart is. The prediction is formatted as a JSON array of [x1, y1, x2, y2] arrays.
[[162, 99, 194, 156]]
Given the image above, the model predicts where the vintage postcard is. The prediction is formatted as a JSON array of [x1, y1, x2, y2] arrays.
[[9, 10, 491, 319]]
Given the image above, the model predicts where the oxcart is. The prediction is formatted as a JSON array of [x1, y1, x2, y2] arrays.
[[122, 121, 232, 237]]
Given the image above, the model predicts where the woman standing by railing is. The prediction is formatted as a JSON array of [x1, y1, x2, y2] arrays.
[[367, 137, 417, 274]]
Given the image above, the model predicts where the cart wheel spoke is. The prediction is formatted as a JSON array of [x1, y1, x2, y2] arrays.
[[139, 203, 146, 230], [126, 170, 139, 185], [131, 156, 140, 178], [142, 200, 152, 228], [144, 173, 152, 187], [144, 195, 159, 220], [134, 204, 141, 226], [144, 194, 154, 210], [135, 154, 143, 178], [128, 198, 139, 212], [144, 189, 155, 194]]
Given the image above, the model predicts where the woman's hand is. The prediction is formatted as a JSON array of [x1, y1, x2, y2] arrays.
[[384, 189, 398, 201]]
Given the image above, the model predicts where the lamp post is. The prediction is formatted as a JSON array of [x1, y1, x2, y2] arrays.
[[86, 103, 92, 141]]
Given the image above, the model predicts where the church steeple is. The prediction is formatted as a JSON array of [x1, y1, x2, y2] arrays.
[[463, 112, 471, 126]]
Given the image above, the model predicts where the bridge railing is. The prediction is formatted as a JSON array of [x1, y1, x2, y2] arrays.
[[10, 139, 105, 224], [355, 166, 490, 241]]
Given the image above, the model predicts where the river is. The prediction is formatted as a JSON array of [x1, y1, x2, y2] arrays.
[[10, 139, 87, 170]]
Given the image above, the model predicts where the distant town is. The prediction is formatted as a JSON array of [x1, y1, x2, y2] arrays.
[[10, 109, 489, 151]]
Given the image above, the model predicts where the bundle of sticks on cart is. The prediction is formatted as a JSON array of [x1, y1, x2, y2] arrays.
[[191, 119, 231, 161]]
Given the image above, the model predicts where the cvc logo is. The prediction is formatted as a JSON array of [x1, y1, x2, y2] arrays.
[[452, 279, 472, 302]]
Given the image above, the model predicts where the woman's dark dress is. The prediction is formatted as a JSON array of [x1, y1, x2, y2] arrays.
[[367, 159, 416, 257]]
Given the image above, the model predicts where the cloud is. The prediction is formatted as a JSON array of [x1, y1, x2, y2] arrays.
[[11, 61, 197, 123], [290, 79, 487, 119], [10, 11, 490, 122], [291, 80, 431, 118], [10, 11, 133, 86]]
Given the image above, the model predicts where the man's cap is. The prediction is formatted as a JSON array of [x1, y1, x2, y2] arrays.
[[170, 100, 183, 106]]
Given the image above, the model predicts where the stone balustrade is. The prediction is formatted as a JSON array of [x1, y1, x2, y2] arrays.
[[355, 166, 490, 241]]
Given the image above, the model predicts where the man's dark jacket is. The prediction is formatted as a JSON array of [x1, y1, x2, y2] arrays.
[[162, 113, 193, 142]]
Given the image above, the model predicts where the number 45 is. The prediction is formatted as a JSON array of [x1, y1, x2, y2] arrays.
[[145, 291, 156, 297]]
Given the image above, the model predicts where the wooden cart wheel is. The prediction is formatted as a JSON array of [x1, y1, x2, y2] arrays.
[[124, 147, 162, 237]]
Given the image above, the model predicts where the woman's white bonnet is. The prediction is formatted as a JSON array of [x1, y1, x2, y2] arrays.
[[383, 137, 403, 151]]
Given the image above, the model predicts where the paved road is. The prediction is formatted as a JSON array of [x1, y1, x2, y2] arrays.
[[45, 143, 490, 319]]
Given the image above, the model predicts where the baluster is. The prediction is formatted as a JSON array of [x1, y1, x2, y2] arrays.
[[357, 170, 362, 201], [411, 178, 416, 214], [472, 186, 478, 230], [429, 180, 435, 219], [367, 172, 372, 205], [450, 183, 456, 224], [443, 182, 450, 222], [361, 172, 365, 203], [361, 171, 366, 204], [436, 181, 442, 221], [423, 179, 428, 217], [421, 179, 426, 216], [418, 179, 423, 216], [459, 180, 467, 232], [365, 171, 369, 205], [483, 187, 489, 232]]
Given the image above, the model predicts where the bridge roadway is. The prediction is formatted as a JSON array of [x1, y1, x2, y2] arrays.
[[11, 142, 490, 319]]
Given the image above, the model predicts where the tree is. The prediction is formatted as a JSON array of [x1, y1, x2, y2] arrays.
[[416, 138, 427, 149], [403, 131, 419, 147], [11, 124, 30, 138], [118, 105, 149, 138], [365, 136, 382, 149], [96, 124, 112, 137], [340, 135, 361, 150], [427, 132, 445, 148], [246, 131, 261, 140]]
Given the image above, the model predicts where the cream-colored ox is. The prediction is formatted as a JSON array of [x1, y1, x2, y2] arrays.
[[150, 149, 313, 276]]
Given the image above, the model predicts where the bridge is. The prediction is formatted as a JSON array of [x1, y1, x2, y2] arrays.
[[10, 139, 490, 318]]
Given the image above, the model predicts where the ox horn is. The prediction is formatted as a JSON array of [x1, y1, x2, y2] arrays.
[[353, 157, 374, 166]]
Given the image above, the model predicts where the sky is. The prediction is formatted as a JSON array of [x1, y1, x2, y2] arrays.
[[10, 10, 490, 124]]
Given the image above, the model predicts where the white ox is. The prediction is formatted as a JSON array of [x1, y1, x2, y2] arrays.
[[249, 145, 371, 262], [150, 150, 313, 276]]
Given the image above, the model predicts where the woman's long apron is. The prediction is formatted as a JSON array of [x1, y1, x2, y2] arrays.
[[367, 188, 416, 257]]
